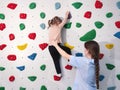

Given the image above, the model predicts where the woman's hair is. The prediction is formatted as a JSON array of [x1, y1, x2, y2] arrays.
[[48, 16, 62, 28], [84, 40, 100, 89]]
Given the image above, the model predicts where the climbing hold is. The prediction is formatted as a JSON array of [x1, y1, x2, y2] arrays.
[[84, 11, 92, 19], [16, 66, 25, 71], [7, 54, 16, 61], [40, 12, 46, 19], [115, 21, 120, 28], [99, 75, 105, 81], [40, 64, 46, 71], [116, 74, 120, 80], [0, 44, 7, 50], [114, 31, 120, 39], [0, 66, 5, 71], [20, 87, 26, 90], [9, 75, 15, 82], [75, 52, 83, 57], [53, 75, 61, 81], [107, 86, 116, 90], [0, 23, 6, 31], [28, 53, 37, 61], [40, 85, 47, 90], [65, 64, 72, 70], [94, 21, 104, 29], [64, 42, 74, 50], [19, 23, 25, 30], [99, 53, 104, 59], [0, 13, 5, 20], [20, 13, 27, 19], [105, 44, 114, 49], [106, 12, 113, 18], [67, 86, 72, 90], [40, 23, 46, 29], [106, 63, 115, 70], [0, 87, 5, 90], [28, 76, 37, 81], [55, 2, 61, 10], [72, 2, 83, 9], [80, 29, 96, 41], [39, 43, 48, 50], [29, 2, 36, 9], [64, 22, 72, 29], [116, 1, 120, 9], [7, 3, 17, 10], [9, 33, 15, 40], [95, 0, 103, 9], [17, 43, 28, 50], [76, 22, 82, 28], [28, 33, 36, 40]]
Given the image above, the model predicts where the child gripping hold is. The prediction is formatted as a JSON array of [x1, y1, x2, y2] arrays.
[[48, 11, 72, 81]]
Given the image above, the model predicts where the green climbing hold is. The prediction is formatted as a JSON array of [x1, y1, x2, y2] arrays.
[[40, 64, 46, 71], [116, 74, 120, 80], [0, 66, 5, 71], [106, 12, 113, 18], [0, 87, 5, 90], [67, 86, 72, 90], [0, 13, 5, 20], [40, 85, 47, 90], [76, 22, 82, 28], [20, 87, 26, 90], [40, 12, 46, 19], [29, 2, 36, 9], [64, 22, 72, 29], [72, 2, 83, 9], [19, 23, 25, 30], [94, 21, 104, 29], [80, 29, 96, 41], [28, 76, 37, 81], [106, 64, 115, 70]]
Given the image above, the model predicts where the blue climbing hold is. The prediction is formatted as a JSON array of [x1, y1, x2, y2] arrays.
[[28, 53, 37, 60], [116, 1, 120, 9], [55, 2, 61, 10], [99, 75, 105, 81], [75, 52, 83, 57], [114, 31, 120, 39], [107, 86, 116, 90], [16, 66, 25, 71], [40, 23, 46, 29]]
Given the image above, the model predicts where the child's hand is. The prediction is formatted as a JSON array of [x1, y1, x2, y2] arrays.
[[66, 11, 70, 16]]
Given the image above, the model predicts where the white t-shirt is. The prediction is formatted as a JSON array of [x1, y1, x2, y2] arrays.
[[69, 56, 96, 90]]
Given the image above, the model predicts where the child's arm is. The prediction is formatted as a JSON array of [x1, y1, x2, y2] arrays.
[[59, 11, 69, 27], [52, 41, 71, 60]]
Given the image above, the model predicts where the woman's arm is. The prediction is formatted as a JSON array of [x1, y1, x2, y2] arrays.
[[53, 41, 71, 60]]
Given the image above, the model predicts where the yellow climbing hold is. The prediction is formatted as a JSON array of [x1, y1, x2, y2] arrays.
[[17, 43, 28, 50], [105, 44, 114, 49], [64, 42, 74, 50]]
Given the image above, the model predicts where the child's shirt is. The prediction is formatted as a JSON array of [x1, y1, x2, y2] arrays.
[[69, 56, 96, 90]]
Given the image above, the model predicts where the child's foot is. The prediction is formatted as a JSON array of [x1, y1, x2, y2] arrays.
[[53, 75, 62, 81], [65, 64, 72, 70]]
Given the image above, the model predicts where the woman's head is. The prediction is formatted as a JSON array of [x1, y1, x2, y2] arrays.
[[48, 16, 62, 27], [84, 40, 100, 89]]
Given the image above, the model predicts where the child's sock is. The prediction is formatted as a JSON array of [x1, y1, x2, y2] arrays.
[[65, 64, 72, 70]]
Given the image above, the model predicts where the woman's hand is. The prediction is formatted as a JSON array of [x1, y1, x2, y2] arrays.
[[51, 40, 58, 46]]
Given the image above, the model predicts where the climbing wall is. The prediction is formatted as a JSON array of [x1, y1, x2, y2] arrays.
[[0, 0, 120, 90]]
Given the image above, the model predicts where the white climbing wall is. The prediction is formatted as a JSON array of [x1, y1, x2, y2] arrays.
[[0, 0, 120, 90]]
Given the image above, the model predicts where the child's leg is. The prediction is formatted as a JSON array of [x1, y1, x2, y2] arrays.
[[48, 46, 61, 74]]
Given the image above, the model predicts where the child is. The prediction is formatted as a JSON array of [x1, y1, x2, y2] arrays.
[[48, 11, 72, 81], [52, 40, 100, 90]]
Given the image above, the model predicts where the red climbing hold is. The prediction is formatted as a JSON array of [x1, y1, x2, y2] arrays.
[[9, 75, 15, 82], [54, 75, 62, 81], [20, 13, 27, 19], [7, 3, 17, 10], [9, 33, 15, 40], [99, 53, 104, 59], [95, 0, 103, 9], [39, 43, 48, 50], [115, 21, 120, 28], [65, 64, 72, 70], [7, 54, 16, 61], [28, 33, 36, 40], [0, 44, 7, 50], [0, 23, 6, 31], [84, 11, 92, 19]]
